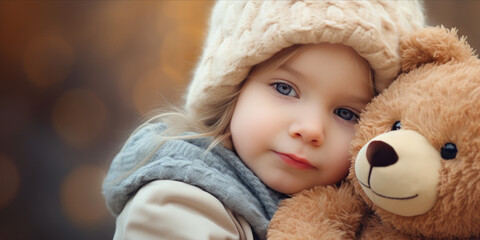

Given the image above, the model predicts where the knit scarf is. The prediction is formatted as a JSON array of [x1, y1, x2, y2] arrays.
[[102, 122, 287, 239]]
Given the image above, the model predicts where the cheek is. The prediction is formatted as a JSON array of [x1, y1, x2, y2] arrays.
[[324, 131, 354, 183], [333, 157, 351, 183], [231, 104, 274, 149], [231, 91, 279, 139], [330, 126, 356, 163], [230, 98, 264, 154]]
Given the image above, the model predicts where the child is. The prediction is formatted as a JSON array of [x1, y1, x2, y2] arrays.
[[103, 1, 424, 239]]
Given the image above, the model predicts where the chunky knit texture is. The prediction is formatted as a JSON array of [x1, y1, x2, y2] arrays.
[[185, 0, 425, 117], [102, 123, 287, 239]]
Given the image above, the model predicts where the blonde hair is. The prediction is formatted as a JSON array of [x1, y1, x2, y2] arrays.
[[147, 44, 305, 148], [108, 44, 306, 183]]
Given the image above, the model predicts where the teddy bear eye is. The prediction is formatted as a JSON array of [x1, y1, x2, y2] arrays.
[[441, 143, 457, 160], [391, 121, 402, 131]]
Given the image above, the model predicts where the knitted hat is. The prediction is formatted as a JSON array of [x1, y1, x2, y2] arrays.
[[185, 0, 425, 116]]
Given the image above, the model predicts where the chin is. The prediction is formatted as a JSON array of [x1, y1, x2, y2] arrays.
[[267, 179, 303, 194]]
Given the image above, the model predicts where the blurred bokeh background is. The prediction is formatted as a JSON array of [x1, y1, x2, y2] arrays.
[[0, 1, 479, 239]]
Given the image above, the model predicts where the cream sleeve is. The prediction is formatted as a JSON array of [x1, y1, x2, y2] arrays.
[[113, 180, 254, 240]]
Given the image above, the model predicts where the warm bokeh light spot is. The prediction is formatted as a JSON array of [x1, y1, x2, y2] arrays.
[[132, 69, 184, 116], [0, 154, 20, 210], [112, 1, 211, 113], [23, 34, 74, 87], [88, 1, 143, 60], [60, 164, 108, 228], [52, 89, 107, 148], [159, 1, 211, 84], [161, 1, 213, 35], [0, 1, 43, 60], [160, 28, 202, 84]]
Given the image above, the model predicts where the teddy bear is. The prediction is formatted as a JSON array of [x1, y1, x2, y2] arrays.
[[267, 26, 480, 240]]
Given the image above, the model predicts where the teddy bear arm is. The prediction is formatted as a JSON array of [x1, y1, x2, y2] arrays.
[[268, 183, 366, 240], [357, 214, 424, 240]]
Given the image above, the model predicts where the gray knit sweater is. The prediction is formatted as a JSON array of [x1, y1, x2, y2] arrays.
[[102, 122, 287, 239]]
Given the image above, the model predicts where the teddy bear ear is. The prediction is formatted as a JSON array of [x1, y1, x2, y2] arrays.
[[400, 26, 476, 73]]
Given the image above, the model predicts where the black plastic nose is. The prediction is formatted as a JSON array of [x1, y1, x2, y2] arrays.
[[366, 140, 398, 167]]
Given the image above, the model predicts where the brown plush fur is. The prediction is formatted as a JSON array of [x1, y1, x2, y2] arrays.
[[268, 26, 480, 239]]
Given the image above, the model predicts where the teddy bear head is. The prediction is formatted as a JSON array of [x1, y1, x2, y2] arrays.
[[350, 26, 480, 238]]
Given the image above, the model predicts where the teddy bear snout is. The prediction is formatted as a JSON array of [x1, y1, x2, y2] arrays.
[[366, 140, 398, 167], [355, 130, 443, 217]]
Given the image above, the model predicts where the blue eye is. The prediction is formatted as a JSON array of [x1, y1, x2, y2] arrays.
[[334, 108, 359, 122], [273, 82, 298, 97]]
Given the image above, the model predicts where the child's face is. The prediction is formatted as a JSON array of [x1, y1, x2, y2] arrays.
[[230, 43, 374, 194]]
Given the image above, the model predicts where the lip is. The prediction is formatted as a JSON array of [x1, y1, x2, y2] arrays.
[[274, 151, 315, 169]]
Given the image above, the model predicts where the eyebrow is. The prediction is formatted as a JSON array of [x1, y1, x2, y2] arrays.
[[347, 94, 372, 107], [277, 64, 372, 105], [278, 63, 373, 106], [277, 64, 305, 80]]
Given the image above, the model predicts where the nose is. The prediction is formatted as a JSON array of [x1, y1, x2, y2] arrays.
[[288, 117, 325, 146], [366, 140, 398, 167]]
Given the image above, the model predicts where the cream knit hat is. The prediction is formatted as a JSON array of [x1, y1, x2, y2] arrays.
[[185, 0, 425, 116]]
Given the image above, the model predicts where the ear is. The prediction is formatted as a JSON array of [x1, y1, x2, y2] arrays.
[[400, 26, 475, 73]]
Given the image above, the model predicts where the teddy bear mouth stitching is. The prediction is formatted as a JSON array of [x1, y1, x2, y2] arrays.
[[358, 169, 419, 200], [356, 140, 420, 200]]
